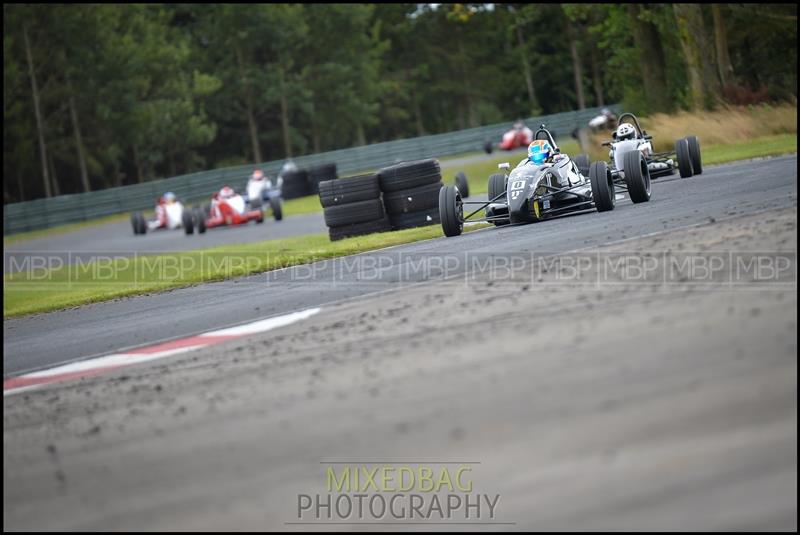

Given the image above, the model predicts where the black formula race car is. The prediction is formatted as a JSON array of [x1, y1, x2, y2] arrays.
[[439, 125, 651, 237], [598, 112, 702, 180]]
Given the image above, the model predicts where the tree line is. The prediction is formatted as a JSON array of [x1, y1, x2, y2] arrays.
[[4, 3, 796, 203]]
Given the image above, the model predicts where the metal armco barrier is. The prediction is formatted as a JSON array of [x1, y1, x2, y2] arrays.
[[4, 105, 619, 235]]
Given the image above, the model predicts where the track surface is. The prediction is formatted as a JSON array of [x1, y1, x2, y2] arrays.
[[3, 155, 797, 376], [4, 155, 797, 531]]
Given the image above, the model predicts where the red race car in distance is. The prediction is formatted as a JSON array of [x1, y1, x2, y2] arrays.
[[184, 186, 265, 235], [484, 120, 534, 154]]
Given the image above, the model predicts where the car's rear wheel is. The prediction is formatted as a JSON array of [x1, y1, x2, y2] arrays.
[[573, 154, 590, 177], [675, 138, 693, 178], [439, 185, 463, 237], [192, 208, 205, 233], [685, 135, 702, 175], [484, 141, 493, 154], [487, 173, 506, 202], [182, 210, 195, 235], [131, 212, 146, 235], [623, 151, 651, 203], [454, 171, 470, 198], [487, 173, 508, 226], [590, 161, 615, 212], [270, 196, 283, 221]]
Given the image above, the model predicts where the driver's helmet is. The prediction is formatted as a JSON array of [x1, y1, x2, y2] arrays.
[[250, 169, 265, 181], [219, 186, 235, 200], [616, 123, 636, 141], [528, 140, 551, 165], [163, 192, 176, 204], [513, 120, 524, 130]]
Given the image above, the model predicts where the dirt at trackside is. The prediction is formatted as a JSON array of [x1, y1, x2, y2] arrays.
[[4, 207, 797, 531]]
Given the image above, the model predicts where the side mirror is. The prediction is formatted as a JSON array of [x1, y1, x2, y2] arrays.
[[498, 162, 510, 170]]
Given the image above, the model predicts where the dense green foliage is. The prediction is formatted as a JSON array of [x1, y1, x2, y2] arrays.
[[4, 3, 796, 203]]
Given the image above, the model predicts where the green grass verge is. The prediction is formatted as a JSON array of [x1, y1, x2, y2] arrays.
[[4, 222, 491, 318], [701, 134, 796, 166]]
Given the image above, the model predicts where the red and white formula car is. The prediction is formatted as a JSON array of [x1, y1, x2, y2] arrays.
[[131, 192, 185, 235], [184, 186, 279, 235], [484, 120, 534, 154]]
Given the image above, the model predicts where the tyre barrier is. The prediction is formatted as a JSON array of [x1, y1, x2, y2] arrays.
[[319, 158, 444, 240], [307, 163, 338, 194], [320, 174, 390, 241], [319, 173, 381, 208], [280, 169, 312, 199], [377, 158, 443, 230]]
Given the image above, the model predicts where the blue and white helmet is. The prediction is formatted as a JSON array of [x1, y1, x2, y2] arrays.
[[528, 140, 551, 165]]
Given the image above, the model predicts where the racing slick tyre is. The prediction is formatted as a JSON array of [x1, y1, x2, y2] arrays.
[[389, 209, 440, 230], [270, 196, 283, 221], [182, 210, 195, 235], [378, 159, 442, 193], [574, 154, 591, 177], [194, 208, 206, 233], [328, 216, 392, 241], [324, 198, 385, 228], [622, 150, 651, 203], [281, 169, 313, 199], [131, 212, 146, 235], [454, 171, 470, 198], [308, 163, 337, 194], [685, 135, 702, 175], [318, 174, 381, 208], [439, 185, 464, 237], [675, 138, 694, 178], [589, 160, 616, 212], [484, 141, 494, 155], [487, 173, 507, 201], [487, 173, 508, 226], [383, 182, 443, 215]]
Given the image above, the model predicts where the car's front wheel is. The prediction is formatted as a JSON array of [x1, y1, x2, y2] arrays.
[[590, 161, 615, 212], [270, 196, 283, 221], [675, 138, 694, 178], [623, 150, 651, 203], [182, 210, 195, 235], [439, 185, 463, 237]]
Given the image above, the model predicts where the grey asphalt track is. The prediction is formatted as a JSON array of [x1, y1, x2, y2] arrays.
[[3, 155, 797, 376]]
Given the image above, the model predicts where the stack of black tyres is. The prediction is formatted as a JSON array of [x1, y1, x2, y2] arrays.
[[280, 169, 312, 200], [307, 163, 337, 194], [319, 173, 391, 241], [378, 159, 443, 230]]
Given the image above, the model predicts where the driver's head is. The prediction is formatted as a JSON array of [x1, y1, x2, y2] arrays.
[[163, 192, 176, 204], [219, 186, 235, 199], [616, 123, 636, 141], [528, 140, 551, 165], [251, 169, 264, 181]]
